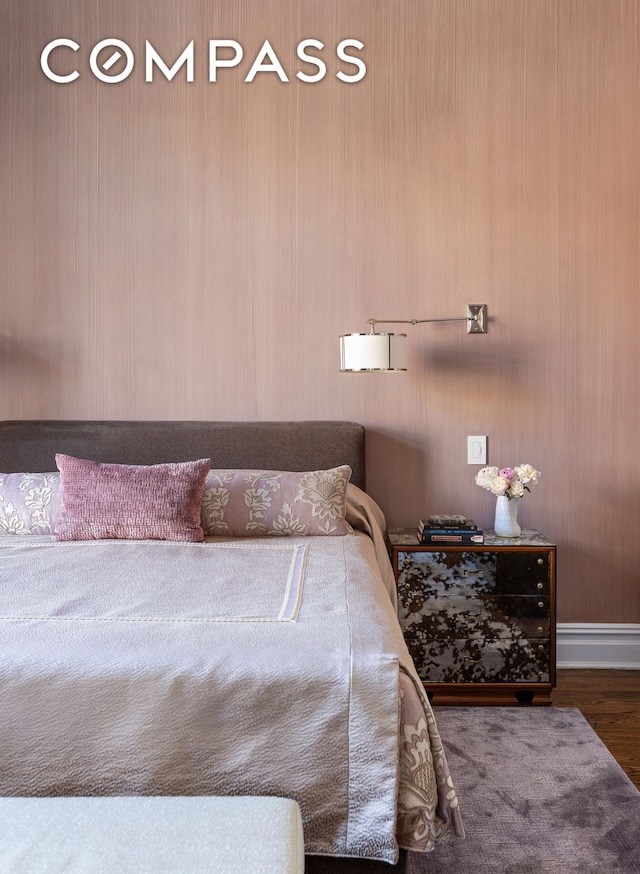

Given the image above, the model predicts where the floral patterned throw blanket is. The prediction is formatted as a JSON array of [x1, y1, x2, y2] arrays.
[[0, 502, 462, 862]]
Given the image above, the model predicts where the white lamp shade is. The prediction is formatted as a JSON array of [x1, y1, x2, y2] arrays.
[[339, 333, 407, 372]]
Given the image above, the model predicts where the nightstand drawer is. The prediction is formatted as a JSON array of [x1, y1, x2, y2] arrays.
[[399, 595, 550, 640], [397, 550, 551, 596], [403, 634, 551, 684]]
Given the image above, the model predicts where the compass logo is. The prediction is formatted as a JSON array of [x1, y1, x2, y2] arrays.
[[40, 38, 367, 84]]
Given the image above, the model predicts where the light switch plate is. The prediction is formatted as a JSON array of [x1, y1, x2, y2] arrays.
[[467, 436, 487, 465]]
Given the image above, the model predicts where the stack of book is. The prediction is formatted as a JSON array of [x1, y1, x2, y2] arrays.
[[418, 514, 484, 545]]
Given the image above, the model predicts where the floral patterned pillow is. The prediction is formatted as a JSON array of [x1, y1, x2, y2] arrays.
[[0, 472, 62, 535], [201, 466, 354, 537]]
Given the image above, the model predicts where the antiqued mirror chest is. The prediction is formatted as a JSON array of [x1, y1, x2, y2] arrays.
[[388, 530, 556, 705]]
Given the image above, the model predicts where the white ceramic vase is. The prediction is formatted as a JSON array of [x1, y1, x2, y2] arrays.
[[494, 495, 521, 538]]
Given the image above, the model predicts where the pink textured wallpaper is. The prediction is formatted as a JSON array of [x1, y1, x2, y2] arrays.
[[1, 1, 639, 623]]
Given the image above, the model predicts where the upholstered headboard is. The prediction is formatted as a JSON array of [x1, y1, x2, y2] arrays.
[[0, 420, 366, 490]]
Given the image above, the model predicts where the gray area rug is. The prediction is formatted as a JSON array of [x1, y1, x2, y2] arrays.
[[306, 706, 640, 873]]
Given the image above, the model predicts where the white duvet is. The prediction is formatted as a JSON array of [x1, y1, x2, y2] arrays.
[[0, 525, 462, 862]]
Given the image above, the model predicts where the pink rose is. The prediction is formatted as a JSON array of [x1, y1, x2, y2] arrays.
[[499, 467, 516, 481]]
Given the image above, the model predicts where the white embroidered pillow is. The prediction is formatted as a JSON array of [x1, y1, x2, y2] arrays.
[[0, 472, 62, 535], [201, 466, 353, 537]]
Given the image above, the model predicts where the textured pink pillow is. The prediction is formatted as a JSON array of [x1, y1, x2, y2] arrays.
[[201, 466, 353, 537], [54, 455, 211, 542]]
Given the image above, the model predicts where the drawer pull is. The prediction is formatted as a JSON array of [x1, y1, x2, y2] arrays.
[[537, 645, 545, 651], [538, 601, 544, 608], [537, 558, 544, 565], [537, 626, 544, 632], [537, 583, 544, 590], [464, 657, 482, 664]]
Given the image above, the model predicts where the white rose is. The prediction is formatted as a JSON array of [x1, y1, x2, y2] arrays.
[[475, 467, 499, 490], [489, 476, 510, 496], [515, 464, 540, 485], [508, 479, 525, 497]]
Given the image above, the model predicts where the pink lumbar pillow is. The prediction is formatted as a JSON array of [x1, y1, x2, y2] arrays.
[[54, 455, 211, 542]]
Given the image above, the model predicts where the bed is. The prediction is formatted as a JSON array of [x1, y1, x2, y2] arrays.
[[0, 419, 463, 864]]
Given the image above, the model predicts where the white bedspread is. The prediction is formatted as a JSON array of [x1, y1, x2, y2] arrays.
[[1, 539, 308, 623], [0, 531, 461, 863]]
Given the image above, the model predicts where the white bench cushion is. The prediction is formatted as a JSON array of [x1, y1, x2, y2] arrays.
[[0, 796, 305, 873]]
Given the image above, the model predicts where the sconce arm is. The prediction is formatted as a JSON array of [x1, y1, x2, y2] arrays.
[[366, 304, 487, 335]]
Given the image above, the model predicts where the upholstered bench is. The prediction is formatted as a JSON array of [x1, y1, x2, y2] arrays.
[[0, 795, 305, 873]]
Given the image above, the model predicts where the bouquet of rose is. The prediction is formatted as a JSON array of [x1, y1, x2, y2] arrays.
[[475, 464, 540, 499]]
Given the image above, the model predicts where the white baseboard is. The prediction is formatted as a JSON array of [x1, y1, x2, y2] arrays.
[[557, 623, 640, 670]]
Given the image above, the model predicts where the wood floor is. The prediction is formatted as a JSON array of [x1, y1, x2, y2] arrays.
[[551, 668, 640, 790]]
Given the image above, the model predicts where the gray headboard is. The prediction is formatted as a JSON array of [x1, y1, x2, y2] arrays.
[[0, 420, 366, 490]]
